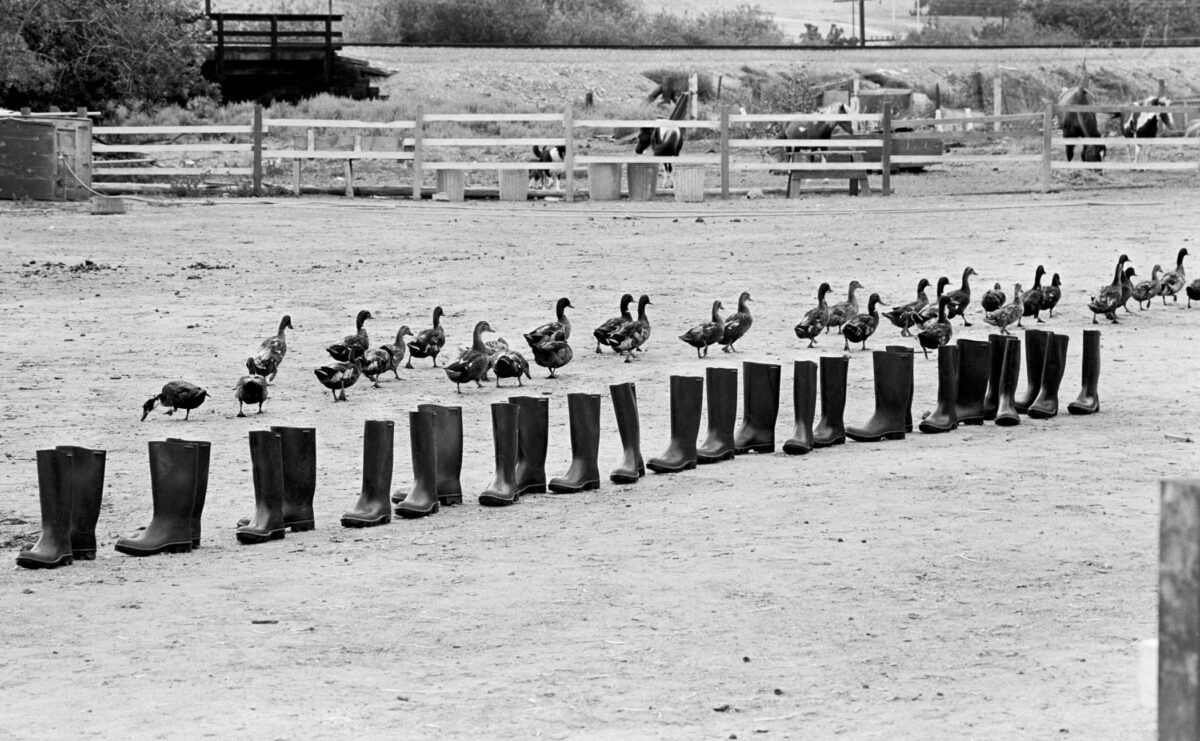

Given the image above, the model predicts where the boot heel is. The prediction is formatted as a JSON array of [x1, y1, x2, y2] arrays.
[[438, 494, 463, 506], [165, 541, 193, 554], [288, 520, 315, 533], [583, 480, 600, 490], [885, 431, 906, 441]]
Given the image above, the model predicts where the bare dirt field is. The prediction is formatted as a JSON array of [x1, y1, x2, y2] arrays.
[[1, 171, 1197, 739]]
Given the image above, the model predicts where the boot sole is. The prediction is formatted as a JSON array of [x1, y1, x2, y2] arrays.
[[515, 483, 546, 495], [114, 541, 193, 557], [16, 553, 74, 569], [609, 472, 641, 484], [478, 492, 519, 507], [340, 515, 391, 528], [781, 441, 812, 455], [734, 443, 775, 454], [395, 502, 439, 519], [845, 430, 906, 442], [646, 461, 697, 474], [1067, 402, 1098, 415], [286, 520, 316, 532], [696, 450, 734, 464], [236, 528, 286, 544], [437, 494, 463, 506], [994, 416, 1021, 427], [812, 437, 844, 448], [918, 422, 958, 434], [547, 479, 601, 493]]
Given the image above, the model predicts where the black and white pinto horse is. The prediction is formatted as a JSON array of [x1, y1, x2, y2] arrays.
[[634, 92, 689, 188], [772, 102, 854, 169], [1122, 95, 1173, 162], [530, 145, 566, 190], [1059, 87, 1107, 163]]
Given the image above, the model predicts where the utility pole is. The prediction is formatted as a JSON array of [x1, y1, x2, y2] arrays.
[[859, 0, 866, 46]]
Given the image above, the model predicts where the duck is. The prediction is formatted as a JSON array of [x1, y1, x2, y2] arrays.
[[1159, 247, 1189, 304], [141, 381, 209, 421], [235, 359, 268, 417], [842, 293, 882, 351], [249, 314, 292, 383], [944, 267, 977, 326], [492, 349, 531, 387], [1131, 265, 1163, 310], [719, 291, 753, 352], [917, 296, 953, 359], [445, 321, 494, 393], [794, 282, 832, 348], [407, 306, 446, 368], [1042, 273, 1063, 317], [826, 280, 863, 334], [529, 339, 574, 378], [1022, 265, 1046, 324], [525, 297, 573, 347], [984, 283, 1024, 335], [679, 300, 724, 358], [360, 346, 395, 388], [314, 357, 363, 402], [1118, 265, 1137, 313], [980, 282, 1006, 313], [1187, 278, 1200, 308], [1088, 254, 1130, 324], [606, 294, 652, 362], [379, 326, 413, 380], [593, 293, 634, 353], [882, 278, 930, 337], [914, 276, 951, 326], [326, 309, 372, 362]]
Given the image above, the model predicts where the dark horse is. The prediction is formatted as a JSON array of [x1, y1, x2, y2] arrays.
[[634, 92, 689, 187], [774, 102, 855, 163], [1059, 87, 1107, 163]]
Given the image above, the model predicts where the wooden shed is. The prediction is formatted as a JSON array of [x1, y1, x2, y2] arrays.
[[0, 115, 92, 201]]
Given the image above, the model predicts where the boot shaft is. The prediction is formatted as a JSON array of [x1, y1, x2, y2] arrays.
[[919, 345, 959, 433], [361, 419, 395, 500], [566, 392, 602, 462], [814, 355, 849, 445], [982, 334, 1009, 420], [489, 402, 521, 477], [16, 450, 74, 568], [166, 437, 210, 543], [247, 430, 285, 531], [407, 410, 439, 493], [1030, 333, 1070, 419], [700, 367, 738, 448], [1015, 329, 1049, 412], [884, 345, 915, 430], [609, 382, 644, 482], [418, 404, 462, 498], [509, 395, 549, 479], [148, 440, 200, 526], [1068, 329, 1102, 415], [784, 360, 817, 454], [740, 361, 781, 427], [955, 338, 991, 423], [994, 337, 1022, 426], [270, 427, 316, 502], [58, 445, 106, 558]]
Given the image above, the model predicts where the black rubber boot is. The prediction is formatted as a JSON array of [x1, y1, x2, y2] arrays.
[[59, 445, 105, 560], [1029, 333, 1069, 420], [1015, 329, 1049, 414], [813, 355, 849, 448], [885, 345, 916, 432], [954, 338, 991, 425], [609, 382, 645, 484], [981, 334, 1009, 421], [396, 409, 440, 518], [115, 441, 198, 556], [846, 350, 912, 442], [549, 393, 602, 492], [509, 396, 549, 494], [783, 360, 817, 454], [1068, 329, 1101, 415], [237, 430, 287, 544], [919, 345, 959, 434], [341, 419, 394, 527], [274, 427, 316, 531], [994, 336, 1022, 427], [167, 438, 210, 546], [480, 402, 521, 506], [419, 404, 463, 505], [16, 449, 74, 569], [696, 367, 737, 463], [734, 361, 781, 454], [647, 375, 704, 473]]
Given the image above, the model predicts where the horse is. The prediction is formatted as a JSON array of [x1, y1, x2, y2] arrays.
[[1059, 87, 1107, 163], [1122, 95, 1173, 162], [634, 92, 690, 188], [772, 102, 854, 162], [530, 145, 566, 190]]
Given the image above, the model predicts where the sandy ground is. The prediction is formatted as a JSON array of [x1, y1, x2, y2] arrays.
[[2, 174, 1197, 739]]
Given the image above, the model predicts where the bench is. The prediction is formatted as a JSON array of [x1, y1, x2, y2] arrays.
[[786, 150, 874, 197]]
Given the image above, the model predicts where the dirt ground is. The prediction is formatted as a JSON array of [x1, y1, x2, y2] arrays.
[[2, 170, 1196, 739]]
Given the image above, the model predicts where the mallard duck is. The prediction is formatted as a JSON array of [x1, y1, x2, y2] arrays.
[[360, 346, 395, 388], [326, 309, 372, 362], [1021, 265, 1046, 323], [984, 283, 1024, 335], [1043, 273, 1063, 317], [842, 293, 882, 351], [593, 293, 634, 353], [1131, 265, 1163, 310], [1159, 247, 1189, 304], [1187, 278, 1200, 308], [141, 381, 209, 421], [235, 359, 268, 417], [529, 339, 574, 377], [1088, 255, 1130, 324], [379, 326, 413, 379], [827, 280, 863, 334], [944, 267, 977, 326], [679, 300, 724, 358], [914, 276, 951, 326], [980, 282, 1006, 313], [719, 291, 753, 352], [525, 297, 573, 346], [492, 349, 531, 387], [445, 321, 494, 393], [314, 357, 362, 402], [606, 294, 652, 362], [882, 278, 930, 337], [249, 314, 292, 383], [1118, 265, 1137, 313], [407, 306, 446, 368], [794, 282, 832, 348], [917, 296, 953, 359]]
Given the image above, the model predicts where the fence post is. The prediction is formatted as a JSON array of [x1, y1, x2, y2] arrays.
[[563, 106, 575, 203], [689, 74, 698, 119], [880, 104, 892, 196], [719, 106, 730, 200], [252, 104, 263, 197], [1160, 479, 1200, 741], [1041, 102, 1054, 193], [411, 107, 424, 201], [993, 74, 1003, 132]]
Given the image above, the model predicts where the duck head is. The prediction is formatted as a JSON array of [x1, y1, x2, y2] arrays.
[[280, 315, 294, 331], [555, 297, 573, 317], [432, 306, 444, 325], [817, 282, 832, 300], [935, 276, 951, 296], [618, 293, 635, 313], [355, 309, 373, 328], [916, 277, 931, 293], [636, 295, 652, 314], [865, 293, 882, 314], [140, 395, 161, 421], [394, 325, 413, 342]]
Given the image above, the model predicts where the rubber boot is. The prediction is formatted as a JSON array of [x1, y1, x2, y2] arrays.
[[647, 376, 704, 473], [115, 441, 198, 556], [981, 334, 1008, 421], [813, 355, 849, 448], [59, 445, 105, 560], [548, 393, 602, 492], [419, 404, 463, 505], [167, 438, 210, 546], [16, 449, 74, 569], [274, 427, 316, 531], [885, 346, 915, 432], [733, 361, 781, 454], [846, 350, 912, 442], [783, 360, 817, 455], [396, 409, 440, 518], [1029, 333, 1069, 420], [237, 430, 287, 544], [919, 345, 959, 434], [954, 339, 991, 425], [696, 367, 737, 463], [994, 336, 1022, 427], [509, 396, 549, 494], [341, 419, 394, 527], [609, 382, 645, 484], [480, 402, 521, 506], [1015, 329, 1049, 414], [1068, 329, 1101, 415]]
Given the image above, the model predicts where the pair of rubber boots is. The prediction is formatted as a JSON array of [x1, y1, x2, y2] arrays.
[[926, 335, 1036, 431], [235, 427, 317, 543], [392, 405, 466, 517], [114, 438, 210, 557], [16, 446, 107, 569], [1005, 329, 1099, 418]]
